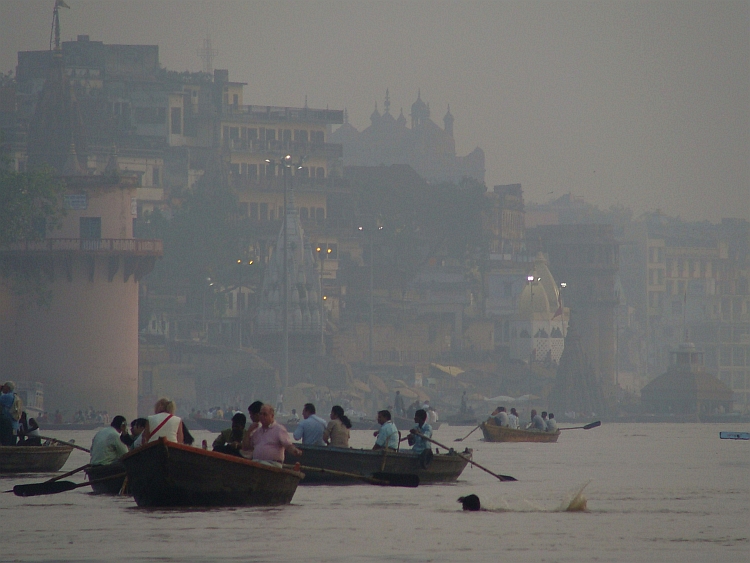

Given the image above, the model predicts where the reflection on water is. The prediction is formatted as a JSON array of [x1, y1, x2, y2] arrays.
[[2, 423, 748, 562]]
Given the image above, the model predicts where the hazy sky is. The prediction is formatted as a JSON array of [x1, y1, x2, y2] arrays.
[[1, 1, 748, 221]]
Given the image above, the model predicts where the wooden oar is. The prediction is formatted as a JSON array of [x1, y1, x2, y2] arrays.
[[415, 432, 517, 482], [38, 435, 91, 453], [2, 463, 92, 494], [285, 464, 419, 488], [13, 472, 126, 497], [559, 421, 601, 431], [454, 425, 481, 442]]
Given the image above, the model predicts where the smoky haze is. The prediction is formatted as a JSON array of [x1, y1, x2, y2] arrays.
[[1, 0, 747, 221]]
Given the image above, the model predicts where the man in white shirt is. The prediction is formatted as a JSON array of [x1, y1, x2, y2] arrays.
[[90, 416, 129, 465]]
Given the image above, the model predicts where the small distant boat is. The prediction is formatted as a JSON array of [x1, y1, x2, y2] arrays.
[[120, 438, 303, 507], [0, 444, 74, 473], [719, 431, 750, 440], [190, 416, 232, 433], [85, 461, 127, 494], [283, 443, 471, 485], [480, 421, 560, 443]]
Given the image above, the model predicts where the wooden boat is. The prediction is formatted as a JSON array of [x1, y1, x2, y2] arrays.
[[719, 431, 750, 440], [0, 444, 74, 473], [120, 438, 303, 507], [85, 461, 127, 494], [283, 443, 471, 485], [480, 421, 560, 443]]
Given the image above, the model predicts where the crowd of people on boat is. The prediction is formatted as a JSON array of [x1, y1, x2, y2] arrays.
[[87, 396, 436, 470], [488, 406, 558, 432]]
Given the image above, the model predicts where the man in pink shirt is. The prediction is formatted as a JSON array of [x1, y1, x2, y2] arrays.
[[245, 404, 302, 466]]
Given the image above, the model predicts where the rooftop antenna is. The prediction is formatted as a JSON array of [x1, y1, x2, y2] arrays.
[[50, 0, 70, 52], [197, 35, 218, 75]]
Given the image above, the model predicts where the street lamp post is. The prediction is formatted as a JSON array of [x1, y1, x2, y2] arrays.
[[358, 220, 382, 365], [316, 245, 331, 355]]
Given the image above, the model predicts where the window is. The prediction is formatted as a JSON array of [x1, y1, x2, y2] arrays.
[[250, 203, 258, 220], [311, 131, 324, 144], [260, 203, 268, 221], [326, 243, 337, 259], [229, 127, 239, 139], [152, 167, 160, 186], [316, 207, 325, 221], [232, 93, 238, 106], [295, 129, 308, 142], [248, 164, 257, 179], [142, 371, 153, 395], [316, 167, 325, 178], [282, 129, 292, 143], [300, 207, 309, 220], [170, 107, 182, 134], [247, 128, 258, 140], [266, 129, 276, 141], [80, 217, 101, 240]]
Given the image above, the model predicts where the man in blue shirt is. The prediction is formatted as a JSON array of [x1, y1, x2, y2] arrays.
[[373, 409, 398, 450], [407, 409, 432, 454], [293, 403, 327, 445]]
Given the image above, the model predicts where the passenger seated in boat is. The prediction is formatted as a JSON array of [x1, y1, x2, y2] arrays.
[[18, 415, 42, 446], [407, 409, 432, 454], [526, 409, 546, 431], [143, 398, 185, 444], [490, 406, 510, 427], [546, 413, 558, 432], [373, 410, 399, 451], [508, 408, 520, 429], [240, 401, 264, 456], [213, 412, 247, 456], [243, 404, 301, 467], [323, 405, 351, 448], [293, 403, 327, 446], [541, 411, 549, 427], [129, 418, 148, 449], [90, 416, 129, 465]]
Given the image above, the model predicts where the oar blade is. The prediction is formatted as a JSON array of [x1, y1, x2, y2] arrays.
[[497, 474, 517, 482], [583, 421, 602, 430], [372, 472, 420, 488], [13, 480, 79, 497]]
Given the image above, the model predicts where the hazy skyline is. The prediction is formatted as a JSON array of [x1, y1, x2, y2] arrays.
[[1, 0, 747, 222]]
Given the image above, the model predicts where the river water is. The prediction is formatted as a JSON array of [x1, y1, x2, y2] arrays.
[[2, 423, 748, 562]]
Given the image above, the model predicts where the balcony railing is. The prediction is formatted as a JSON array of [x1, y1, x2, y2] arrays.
[[227, 138, 343, 158], [1, 238, 163, 256]]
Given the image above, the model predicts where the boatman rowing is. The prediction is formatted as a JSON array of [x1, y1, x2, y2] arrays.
[[407, 409, 432, 453]]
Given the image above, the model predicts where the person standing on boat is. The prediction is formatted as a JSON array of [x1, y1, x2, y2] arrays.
[[323, 405, 351, 447], [373, 410, 399, 450], [407, 409, 432, 454], [508, 408, 520, 429], [394, 391, 406, 417], [491, 406, 510, 427], [244, 404, 302, 466], [546, 413, 558, 432], [0, 381, 20, 446], [527, 409, 546, 431], [89, 416, 129, 466], [143, 398, 184, 444], [293, 403, 327, 446], [213, 412, 248, 456]]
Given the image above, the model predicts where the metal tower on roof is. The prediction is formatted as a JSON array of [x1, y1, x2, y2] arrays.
[[197, 35, 218, 74]]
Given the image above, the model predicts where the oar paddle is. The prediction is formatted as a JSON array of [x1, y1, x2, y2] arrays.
[[560, 421, 601, 431], [455, 425, 481, 442], [285, 464, 419, 488], [415, 432, 517, 482], [2, 463, 92, 494], [38, 436, 91, 453], [13, 472, 126, 497]]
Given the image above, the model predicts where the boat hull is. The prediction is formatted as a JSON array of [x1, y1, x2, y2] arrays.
[[121, 438, 303, 507], [284, 444, 470, 484], [0, 445, 73, 473], [481, 422, 560, 443], [85, 461, 127, 494]]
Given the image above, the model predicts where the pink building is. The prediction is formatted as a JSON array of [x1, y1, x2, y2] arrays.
[[0, 175, 162, 419]]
